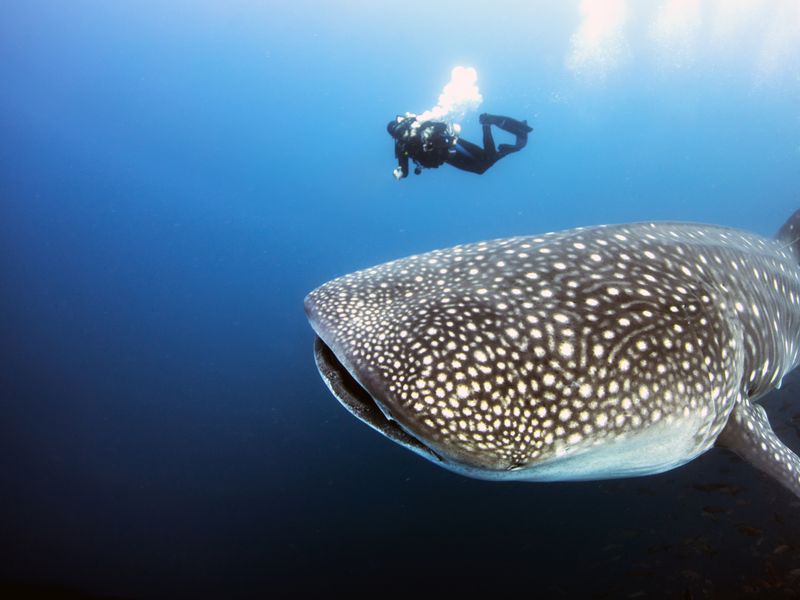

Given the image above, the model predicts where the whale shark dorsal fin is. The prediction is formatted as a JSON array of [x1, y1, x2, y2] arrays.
[[775, 207, 800, 263], [716, 396, 800, 497]]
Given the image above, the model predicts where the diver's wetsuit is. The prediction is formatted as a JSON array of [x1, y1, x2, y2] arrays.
[[388, 118, 454, 178], [387, 113, 532, 178]]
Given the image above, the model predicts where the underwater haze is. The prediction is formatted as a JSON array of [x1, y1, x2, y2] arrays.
[[3, 1, 800, 597]]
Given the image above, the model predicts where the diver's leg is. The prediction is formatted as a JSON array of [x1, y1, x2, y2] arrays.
[[482, 124, 497, 157], [445, 139, 494, 174]]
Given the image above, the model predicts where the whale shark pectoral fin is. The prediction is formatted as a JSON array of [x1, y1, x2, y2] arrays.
[[716, 396, 800, 499]]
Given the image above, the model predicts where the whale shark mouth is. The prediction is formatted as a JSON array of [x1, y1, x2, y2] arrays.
[[312, 337, 443, 463]]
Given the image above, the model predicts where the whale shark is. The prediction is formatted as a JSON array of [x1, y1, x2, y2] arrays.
[[305, 210, 800, 498]]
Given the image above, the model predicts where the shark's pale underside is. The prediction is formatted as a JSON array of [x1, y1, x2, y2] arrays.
[[305, 210, 800, 498]]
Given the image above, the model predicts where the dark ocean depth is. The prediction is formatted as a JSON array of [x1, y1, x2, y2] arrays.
[[3, 2, 800, 597]]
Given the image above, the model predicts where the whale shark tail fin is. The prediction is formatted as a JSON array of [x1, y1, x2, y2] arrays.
[[775, 208, 800, 262]]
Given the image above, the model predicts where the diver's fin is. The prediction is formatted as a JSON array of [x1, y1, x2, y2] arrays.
[[497, 143, 524, 156], [517, 119, 534, 134], [716, 396, 800, 498], [479, 113, 532, 135]]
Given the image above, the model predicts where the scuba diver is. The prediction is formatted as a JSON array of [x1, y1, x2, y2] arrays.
[[387, 112, 533, 179]]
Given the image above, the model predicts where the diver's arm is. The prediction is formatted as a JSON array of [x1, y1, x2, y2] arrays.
[[394, 150, 409, 180]]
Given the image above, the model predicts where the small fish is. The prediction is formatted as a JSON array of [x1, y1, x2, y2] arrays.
[[692, 483, 743, 496], [682, 536, 715, 555], [736, 524, 763, 537], [701, 505, 728, 516], [306, 210, 800, 498]]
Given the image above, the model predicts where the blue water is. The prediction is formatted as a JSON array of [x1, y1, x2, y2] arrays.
[[3, 2, 800, 597]]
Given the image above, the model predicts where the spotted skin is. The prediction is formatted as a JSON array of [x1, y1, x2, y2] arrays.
[[717, 396, 800, 498], [305, 213, 800, 497]]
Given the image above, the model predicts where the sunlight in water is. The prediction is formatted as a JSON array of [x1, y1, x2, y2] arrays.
[[567, 0, 800, 81]]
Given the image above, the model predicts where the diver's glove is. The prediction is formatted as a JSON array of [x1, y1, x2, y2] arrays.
[[393, 166, 405, 180]]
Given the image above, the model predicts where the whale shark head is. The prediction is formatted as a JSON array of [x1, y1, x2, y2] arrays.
[[305, 217, 800, 494]]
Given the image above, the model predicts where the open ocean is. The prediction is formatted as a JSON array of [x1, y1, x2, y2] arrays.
[[3, 1, 800, 597]]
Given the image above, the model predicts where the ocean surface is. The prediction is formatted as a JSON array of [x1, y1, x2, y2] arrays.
[[3, 1, 800, 597]]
